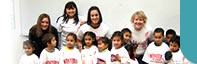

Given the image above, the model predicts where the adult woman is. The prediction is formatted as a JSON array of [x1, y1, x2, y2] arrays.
[[126, 11, 154, 64], [29, 13, 59, 57], [77, 6, 111, 51]]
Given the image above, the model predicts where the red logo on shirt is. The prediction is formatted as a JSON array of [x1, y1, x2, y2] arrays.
[[46, 60, 59, 64], [64, 58, 77, 64], [150, 54, 163, 63]]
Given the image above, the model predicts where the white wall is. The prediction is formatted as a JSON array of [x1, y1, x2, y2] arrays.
[[1, 0, 179, 63], [20, 0, 180, 35], [0, 0, 25, 63]]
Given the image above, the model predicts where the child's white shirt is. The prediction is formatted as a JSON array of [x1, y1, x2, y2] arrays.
[[94, 49, 111, 64], [81, 45, 98, 64], [126, 24, 154, 55], [110, 46, 130, 64], [19, 54, 39, 64], [39, 48, 60, 64], [142, 42, 169, 64], [57, 15, 86, 48], [59, 47, 82, 64], [127, 58, 139, 64], [168, 49, 193, 64], [77, 23, 111, 40]]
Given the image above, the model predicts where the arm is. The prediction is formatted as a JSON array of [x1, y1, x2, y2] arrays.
[[39, 50, 46, 64], [142, 46, 150, 63]]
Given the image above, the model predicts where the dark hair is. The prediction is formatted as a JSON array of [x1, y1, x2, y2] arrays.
[[125, 44, 136, 58], [111, 31, 124, 46], [82, 31, 97, 49], [23, 40, 35, 49], [166, 29, 176, 37], [61, 1, 79, 25], [98, 37, 112, 51], [42, 33, 55, 47], [87, 6, 102, 26], [66, 33, 77, 43], [121, 28, 132, 34], [30, 13, 52, 38], [154, 28, 164, 36], [170, 35, 180, 47], [111, 31, 124, 41]]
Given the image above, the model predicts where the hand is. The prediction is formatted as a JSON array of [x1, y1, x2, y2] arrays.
[[115, 54, 121, 62], [80, 21, 85, 26]]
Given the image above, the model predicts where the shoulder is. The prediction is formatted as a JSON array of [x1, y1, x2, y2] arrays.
[[54, 48, 60, 52], [80, 24, 89, 29], [57, 16, 64, 22], [147, 42, 155, 48], [32, 54, 39, 59], [162, 42, 169, 48], [29, 25, 37, 32], [100, 23, 109, 29]]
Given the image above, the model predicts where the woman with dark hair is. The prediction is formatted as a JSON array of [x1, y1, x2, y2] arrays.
[[29, 13, 59, 57], [77, 6, 111, 51]]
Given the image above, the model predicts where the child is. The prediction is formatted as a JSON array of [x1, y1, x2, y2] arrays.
[[121, 28, 132, 45], [167, 36, 192, 64], [81, 31, 98, 64], [39, 33, 60, 64], [110, 31, 130, 64], [19, 40, 39, 64], [56, 1, 86, 49], [125, 44, 139, 64], [126, 11, 154, 64], [165, 29, 176, 46], [95, 37, 111, 64], [59, 33, 82, 64], [142, 28, 169, 64]]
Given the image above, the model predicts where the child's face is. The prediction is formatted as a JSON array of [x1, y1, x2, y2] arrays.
[[166, 34, 174, 43], [112, 36, 122, 49], [49, 37, 57, 47], [98, 40, 108, 52], [133, 16, 144, 31], [154, 32, 164, 46], [41, 18, 49, 31], [169, 42, 179, 52], [90, 10, 100, 25], [123, 32, 131, 43], [23, 45, 34, 56], [66, 8, 76, 18], [84, 35, 94, 47], [66, 36, 75, 49]]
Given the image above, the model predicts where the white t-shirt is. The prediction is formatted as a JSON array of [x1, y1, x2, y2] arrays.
[[110, 46, 130, 64], [39, 48, 60, 64], [81, 45, 98, 64], [126, 24, 154, 55], [57, 15, 86, 48], [95, 49, 111, 64], [168, 49, 193, 64], [142, 42, 169, 64], [59, 47, 82, 64], [127, 58, 139, 64], [19, 54, 39, 64], [77, 23, 111, 40]]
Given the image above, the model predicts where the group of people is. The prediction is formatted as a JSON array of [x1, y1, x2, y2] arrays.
[[19, 1, 192, 64]]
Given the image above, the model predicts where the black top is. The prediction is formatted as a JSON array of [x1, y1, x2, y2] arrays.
[[29, 26, 59, 57]]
